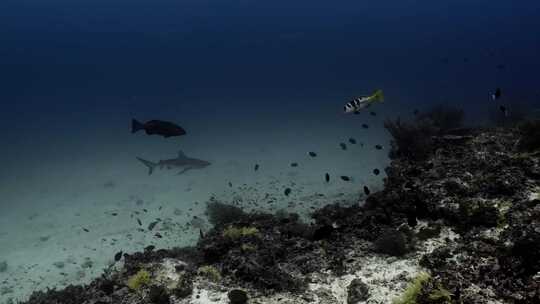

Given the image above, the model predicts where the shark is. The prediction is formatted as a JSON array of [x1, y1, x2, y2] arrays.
[[136, 150, 211, 175]]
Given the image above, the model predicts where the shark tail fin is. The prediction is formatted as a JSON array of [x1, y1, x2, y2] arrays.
[[372, 89, 384, 103], [131, 119, 145, 134], [136, 157, 157, 175]]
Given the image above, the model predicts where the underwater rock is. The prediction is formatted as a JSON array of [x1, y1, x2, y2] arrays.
[[373, 230, 409, 256], [148, 285, 170, 304], [346, 279, 370, 303], [227, 289, 248, 304]]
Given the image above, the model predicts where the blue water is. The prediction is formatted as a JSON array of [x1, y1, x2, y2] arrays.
[[0, 0, 539, 301]]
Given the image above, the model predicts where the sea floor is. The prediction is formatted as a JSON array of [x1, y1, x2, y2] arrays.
[[0, 119, 391, 303]]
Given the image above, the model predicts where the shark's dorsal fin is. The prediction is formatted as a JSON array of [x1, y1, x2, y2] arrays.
[[178, 150, 186, 158]]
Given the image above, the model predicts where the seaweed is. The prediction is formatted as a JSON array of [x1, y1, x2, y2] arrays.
[[416, 105, 464, 134], [392, 272, 431, 304], [127, 269, 151, 291], [384, 118, 435, 161]]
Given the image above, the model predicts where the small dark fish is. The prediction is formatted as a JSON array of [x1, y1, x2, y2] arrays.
[[110, 213, 118, 216], [308, 152, 317, 157], [148, 221, 158, 231], [373, 169, 380, 175], [143, 209, 148, 213], [339, 143, 347, 150], [348, 138, 356, 144], [325, 173, 330, 183], [491, 88, 501, 101], [370, 111, 377, 116], [290, 162, 298, 167], [284, 188, 291, 196], [500, 105, 508, 116], [375, 145, 383, 150], [407, 209, 418, 227], [114, 251, 123, 262], [82, 228, 89, 233], [136, 218, 142, 226], [463, 57, 469, 63], [340, 176, 351, 181], [254, 164, 259, 171], [199, 229, 204, 239], [145, 245, 155, 251], [131, 119, 186, 138], [363, 186, 371, 195], [228, 182, 233, 187], [154, 232, 163, 238], [362, 124, 369, 129], [413, 109, 419, 116]]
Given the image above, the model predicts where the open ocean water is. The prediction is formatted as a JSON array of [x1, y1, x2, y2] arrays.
[[1, 0, 539, 302]]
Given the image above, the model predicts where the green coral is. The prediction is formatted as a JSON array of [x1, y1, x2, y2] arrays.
[[222, 226, 260, 239], [127, 269, 151, 291], [392, 272, 431, 304], [241, 243, 256, 252], [428, 285, 452, 302], [198, 265, 221, 282]]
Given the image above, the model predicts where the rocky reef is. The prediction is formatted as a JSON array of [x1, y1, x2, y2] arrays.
[[16, 121, 540, 304]]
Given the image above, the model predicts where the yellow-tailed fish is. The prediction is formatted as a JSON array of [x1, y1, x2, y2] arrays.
[[344, 89, 384, 114]]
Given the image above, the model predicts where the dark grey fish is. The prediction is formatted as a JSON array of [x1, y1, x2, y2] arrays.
[[254, 164, 259, 171], [144, 245, 155, 251], [82, 228, 89, 233], [154, 232, 163, 238], [148, 221, 158, 231], [348, 138, 356, 144], [290, 162, 298, 167], [228, 182, 233, 187], [370, 111, 377, 116], [375, 145, 383, 150], [114, 251, 123, 262], [340, 176, 351, 181], [340, 143, 347, 150], [308, 152, 317, 157], [325, 173, 330, 183], [362, 124, 369, 129], [500, 105, 508, 116], [373, 169, 380, 175], [363, 186, 371, 195], [136, 218, 142, 226], [284, 188, 291, 196], [131, 119, 186, 138]]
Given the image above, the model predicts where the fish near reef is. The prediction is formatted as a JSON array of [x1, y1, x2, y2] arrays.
[[325, 173, 330, 182], [340, 143, 347, 150], [131, 119, 186, 138], [344, 89, 384, 114], [340, 176, 351, 181]]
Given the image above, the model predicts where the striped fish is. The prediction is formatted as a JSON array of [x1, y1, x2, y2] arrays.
[[344, 89, 384, 114]]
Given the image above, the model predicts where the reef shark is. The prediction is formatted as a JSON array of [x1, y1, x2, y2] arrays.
[[136, 150, 211, 175]]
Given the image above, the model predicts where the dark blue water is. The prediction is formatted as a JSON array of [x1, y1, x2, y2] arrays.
[[0, 1, 539, 300]]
